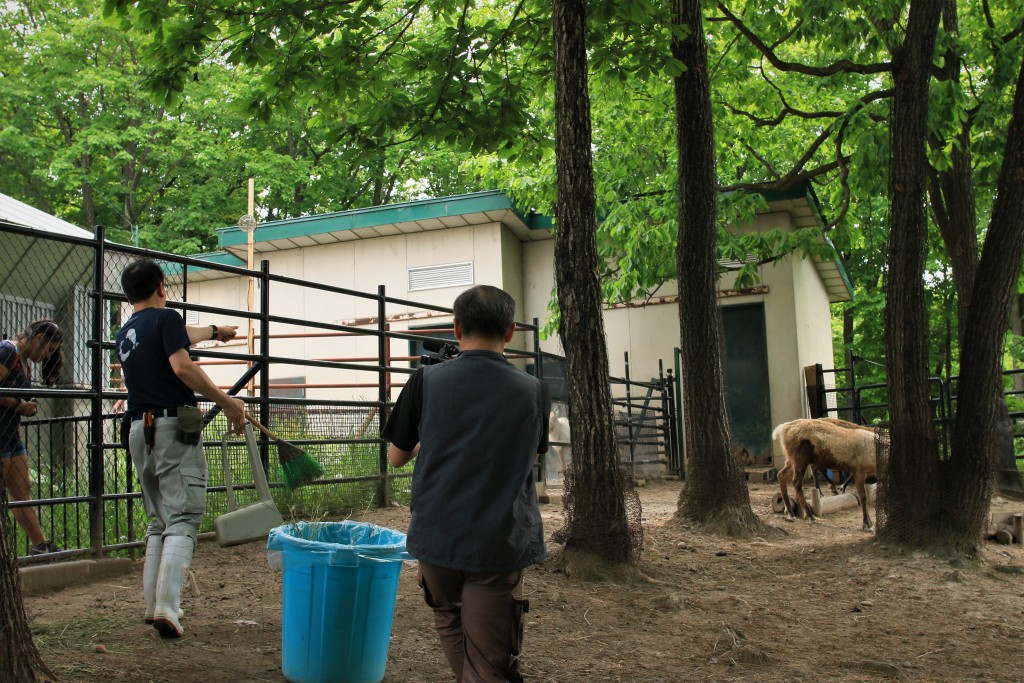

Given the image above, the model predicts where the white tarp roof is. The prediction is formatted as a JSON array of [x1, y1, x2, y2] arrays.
[[0, 192, 92, 238]]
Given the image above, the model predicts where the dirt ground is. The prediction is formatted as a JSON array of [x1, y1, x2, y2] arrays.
[[24, 479, 1024, 683]]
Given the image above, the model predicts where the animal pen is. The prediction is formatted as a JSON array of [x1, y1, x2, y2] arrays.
[[808, 354, 1024, 472], [1, 221, 680, 561]]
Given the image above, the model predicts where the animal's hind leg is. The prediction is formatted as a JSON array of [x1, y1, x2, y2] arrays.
[[792, 465, 816, 522], [855, 471, 872, 530], [778, 463, 797, 518]]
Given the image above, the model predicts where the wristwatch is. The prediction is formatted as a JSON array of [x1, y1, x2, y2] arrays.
[[210, 325, 218, 341]]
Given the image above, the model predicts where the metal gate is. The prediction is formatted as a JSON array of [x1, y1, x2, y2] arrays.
[[809, 352, 1024, 471]]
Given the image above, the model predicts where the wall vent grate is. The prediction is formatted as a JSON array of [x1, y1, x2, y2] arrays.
[[408, 262, 474, 291]]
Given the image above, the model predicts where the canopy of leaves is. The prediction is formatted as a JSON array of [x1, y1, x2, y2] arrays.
[[0, 0, 491, 252], [3, 0, 1021, 375]]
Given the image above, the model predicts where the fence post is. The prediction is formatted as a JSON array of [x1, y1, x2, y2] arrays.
[[816, 363, 826, 417], [89, 225, 106, 556], [845, 349, 860, 423], [624, 352, 635, 474], [377, 285, 389, 507], [658, 359, 674, 475], [674, 347, 685, 480], [805, 364, 823, 418], [259, 260, 271, 471]]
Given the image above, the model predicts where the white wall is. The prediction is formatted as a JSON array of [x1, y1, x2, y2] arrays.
[[519, 212, 837, 468], [182, 212, 838, 464], [184, 222, 528, 400]]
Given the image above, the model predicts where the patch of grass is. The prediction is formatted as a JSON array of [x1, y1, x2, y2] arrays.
[[32, 615, 125, 650]]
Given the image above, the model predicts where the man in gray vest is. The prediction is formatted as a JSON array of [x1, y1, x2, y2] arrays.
[[384, 285, 549, 682]]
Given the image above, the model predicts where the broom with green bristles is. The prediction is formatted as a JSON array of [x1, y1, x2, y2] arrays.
[[246, 415, 323, 490]]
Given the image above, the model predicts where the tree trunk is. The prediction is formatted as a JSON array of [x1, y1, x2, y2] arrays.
[[927, 0, 1024, 496], [842, 305, 854, 359], [550, 0, 637, 564], [0, 489, 58, 682], [672, 0, 760, 535], [878, 0, 944, 546], [944, 52, 1024, 552]]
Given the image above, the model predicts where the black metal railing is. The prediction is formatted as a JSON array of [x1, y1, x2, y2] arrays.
[[3, 220, 554, 560], [611, 353, 678, 477], [812, 354, 1024, 467]]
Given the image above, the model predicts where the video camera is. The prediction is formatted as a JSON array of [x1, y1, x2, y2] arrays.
[[420, 339, 461, 365]]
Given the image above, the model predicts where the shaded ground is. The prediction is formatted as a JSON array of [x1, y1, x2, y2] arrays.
[[25, 479, 1024, 682]]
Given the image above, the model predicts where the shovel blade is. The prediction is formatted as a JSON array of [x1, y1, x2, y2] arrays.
[[215, 501, 284, 547]]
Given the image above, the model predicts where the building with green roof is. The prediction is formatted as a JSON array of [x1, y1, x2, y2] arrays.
[[178, 185, 851, 468]]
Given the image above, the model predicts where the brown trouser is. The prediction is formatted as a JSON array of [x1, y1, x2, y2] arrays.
[[418, 561, 529, 683]]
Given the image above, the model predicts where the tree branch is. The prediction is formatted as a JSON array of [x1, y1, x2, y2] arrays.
[[718, 157, 846, 193], [716, 2, 891, 76], [740, 139, 781, 179]]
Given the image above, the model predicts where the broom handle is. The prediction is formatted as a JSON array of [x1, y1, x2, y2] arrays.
[[220, 433, 238, 511], [244, 424, 275, 503], [246, 414, 281, 441]]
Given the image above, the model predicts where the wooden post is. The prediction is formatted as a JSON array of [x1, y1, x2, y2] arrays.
[[247, 178, 255, 397], [804, 364, 822, 418]]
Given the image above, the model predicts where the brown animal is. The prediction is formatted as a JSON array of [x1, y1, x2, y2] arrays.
[[812, 418, 884, 493], [773, 418, 887, 530]]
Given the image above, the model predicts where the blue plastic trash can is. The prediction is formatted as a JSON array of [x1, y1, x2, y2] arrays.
[[267, 521, 413, 683]]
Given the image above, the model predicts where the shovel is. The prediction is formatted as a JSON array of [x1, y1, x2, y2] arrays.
[[215, 423, 284, 547]]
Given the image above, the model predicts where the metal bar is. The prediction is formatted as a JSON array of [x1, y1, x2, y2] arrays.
[[815, 362, 826, 418], [377, 284, 389, 507], [89, 225, 106, 557], [659, 360, 676, 474], [624, 352, 635, 471], [674, 347, 685, 478], [268, 270, 416, 305], [202, 362, 263, 426], [260, 260, 271, 472]]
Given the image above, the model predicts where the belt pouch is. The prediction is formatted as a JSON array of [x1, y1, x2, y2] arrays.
[[144, 411, 155, 448], [175, 405, 203, 445]]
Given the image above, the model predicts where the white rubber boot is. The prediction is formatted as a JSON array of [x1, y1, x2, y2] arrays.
[[152, 536, 194, 638], [143, 535, 163, 623]]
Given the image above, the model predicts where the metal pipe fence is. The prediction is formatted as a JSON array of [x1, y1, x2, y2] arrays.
[[812, 356, 1024, 468], [3, 220, 554, 560]]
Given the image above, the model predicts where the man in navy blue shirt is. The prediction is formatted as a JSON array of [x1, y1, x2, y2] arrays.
[[384, 285, 549, 682], [116, 258, 246, 638]]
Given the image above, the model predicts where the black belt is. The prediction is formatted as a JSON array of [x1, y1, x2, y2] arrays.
[[131, 408, 178, 422]]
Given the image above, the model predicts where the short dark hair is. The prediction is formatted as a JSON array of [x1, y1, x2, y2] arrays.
[[453, 285, 516, 340], [121, 258, 165, 303]]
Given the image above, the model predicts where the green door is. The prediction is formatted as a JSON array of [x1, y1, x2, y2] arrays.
[[721, 304, 772, 464]]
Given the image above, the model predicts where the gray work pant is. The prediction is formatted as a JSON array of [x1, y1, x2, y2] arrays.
[[418, 561, 527, 683], [129, 417, 208, 540]]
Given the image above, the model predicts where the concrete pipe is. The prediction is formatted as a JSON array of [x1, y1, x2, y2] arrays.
[[811, 484, 876, 516]]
